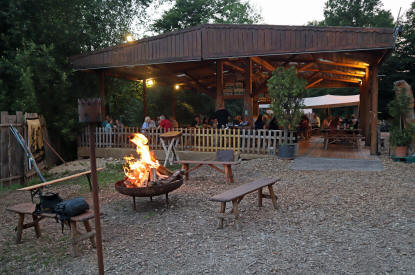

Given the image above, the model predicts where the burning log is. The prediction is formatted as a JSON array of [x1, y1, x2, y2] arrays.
[[149, 170, 184, 187]]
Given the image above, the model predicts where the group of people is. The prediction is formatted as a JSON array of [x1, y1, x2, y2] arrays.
[[102, 115, 124, 131], [141, 115, 178, 132], [254, 113, 279, 130]]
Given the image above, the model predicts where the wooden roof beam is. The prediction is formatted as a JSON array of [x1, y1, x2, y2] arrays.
[[306, 78, 324, 89], [183, 72, 215, 97], [317, 59, 368, 69], [223, 61, 245, 72], [250, 56, 275, 72], [324, 77, 362, 84], [297, 63, 315, 72], [303, 69, 365, 78]]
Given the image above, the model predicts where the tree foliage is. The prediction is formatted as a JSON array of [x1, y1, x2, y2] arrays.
[[152, 0, 261, 33], [320, 0, 394, 27], [268, 67, 307, 136], [0, 0, 152, 158]]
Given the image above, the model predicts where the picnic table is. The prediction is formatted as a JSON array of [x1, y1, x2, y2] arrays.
[[321, 128, 363, 150]]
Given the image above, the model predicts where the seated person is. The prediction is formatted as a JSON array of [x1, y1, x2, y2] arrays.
[[141, 116, 155, 132], [329, 116, 340, 129], [299, 115, 310, 139], [191, 115, 201, 128], [159, 115, 172, 131], [255, 114, 265, 130]]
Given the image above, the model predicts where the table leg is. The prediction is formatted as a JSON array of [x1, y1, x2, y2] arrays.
[[32, 214, 41, 238], [232, 199, 241, 230], [218, 202, 226, 229], [83, 220, 96, 248], [267, 185, 278, 209], [165, 140, 174, 166], [16, 213, 25, 243], [70, 221, 80, 257], [181, 163, 189, 180], [258, 188, 263, 207]]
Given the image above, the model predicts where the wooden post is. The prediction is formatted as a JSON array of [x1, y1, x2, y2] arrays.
[[244, 59, 253, 126], [216, 61, 224, 108], [370, 65, 379, 155], [100, 72, 106, 118], [143, 80, 148, 116], [171, 89, 176, 119]]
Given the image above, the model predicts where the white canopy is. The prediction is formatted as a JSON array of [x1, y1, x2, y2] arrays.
[[303, 94, 360, 109]]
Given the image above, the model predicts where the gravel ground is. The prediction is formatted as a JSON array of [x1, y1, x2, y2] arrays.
[[1, 156, 414, 274]]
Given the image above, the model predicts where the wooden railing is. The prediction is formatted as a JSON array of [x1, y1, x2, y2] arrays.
[[79, 127, 297, 154]]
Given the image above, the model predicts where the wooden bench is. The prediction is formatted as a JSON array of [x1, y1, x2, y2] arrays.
[[324, 134, 364, 149], [6, 203, 96, 257], [6, 168, 103, 257], [178, 160, 241, 184], [210, 178, 279, 229]]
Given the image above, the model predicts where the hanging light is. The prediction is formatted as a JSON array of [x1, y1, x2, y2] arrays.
[[174, 84, 180, 90], [125, 34, 134, 42], [146, 79, 154, 87]]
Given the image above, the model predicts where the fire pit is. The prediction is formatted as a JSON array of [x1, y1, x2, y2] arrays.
[[114, 133, 184, 210]]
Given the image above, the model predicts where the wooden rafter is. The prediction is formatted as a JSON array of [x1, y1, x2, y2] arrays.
[[184, 72, 215, 97], [317, 59, 368, 69], [324, 77, 362, 84], [306, 78, 324, 89], [302, 69, 365, 78], [297, 63, 314, 72], [250, 56, 275, 72], [223, 61, 245, 72]]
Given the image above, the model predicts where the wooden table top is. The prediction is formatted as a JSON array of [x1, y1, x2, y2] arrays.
[[160, 131, 182, 138]]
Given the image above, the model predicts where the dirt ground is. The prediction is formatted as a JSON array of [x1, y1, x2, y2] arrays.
[[1, 156, 414, 274]]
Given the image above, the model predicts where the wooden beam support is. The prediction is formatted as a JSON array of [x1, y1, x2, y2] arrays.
[[223, 61, 245, 72], [244, 59, 254, 126], [317, 59, 368, 69], [143, 80, 148, 116], [302, 69, 365, 78], [324, 77, 362, 84], [184, 72, 215, 97], [250, 56, 275, 72], [297, 63, 314, 72], [100, 71, 106, 118], [306, 78, 324, 89], [216, 61, 224, 108], [370, 65, 379, 155]]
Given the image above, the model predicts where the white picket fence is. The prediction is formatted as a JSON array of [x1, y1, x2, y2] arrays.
[[79, 127, 297, 154]]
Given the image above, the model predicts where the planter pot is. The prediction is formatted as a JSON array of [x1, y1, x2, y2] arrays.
[[278, 144, 296, 160], [394, 146, 407, 157]]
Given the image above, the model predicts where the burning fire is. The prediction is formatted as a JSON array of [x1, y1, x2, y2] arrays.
[[123, 133, 160, 187]]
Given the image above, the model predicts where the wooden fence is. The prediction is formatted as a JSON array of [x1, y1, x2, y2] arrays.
[[79, 127, 297, 154]]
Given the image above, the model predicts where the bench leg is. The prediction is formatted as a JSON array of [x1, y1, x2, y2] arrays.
[[224, 165, 234, 184], [258, 188, 263, 207], [32, 214, 41, 238], [16, 213, 25, 243], [267, 185, 278, 209], [83, 220, 96, 248], [232, 199, 241, 230], [218, 202, 226, 229], [181, 163, 189, 180], [71, 221, 80, 257]]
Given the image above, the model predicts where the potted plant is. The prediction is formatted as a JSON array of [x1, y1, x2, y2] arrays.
[[388, 86, 415, 157], [267, 67, 306, 159]]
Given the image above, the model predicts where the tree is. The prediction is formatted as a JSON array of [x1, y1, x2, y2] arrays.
[[321, 0, 394, 27], [268, 67, 307, 143], [0, 0, 153, 158], [152, 0, 261, 33]]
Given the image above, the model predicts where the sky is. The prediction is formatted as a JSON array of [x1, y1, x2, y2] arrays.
[[136, 0, 412, 37], [251, 0, 412, 25]]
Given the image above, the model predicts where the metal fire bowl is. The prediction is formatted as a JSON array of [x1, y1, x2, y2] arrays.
[[114, 179, 183, 197]]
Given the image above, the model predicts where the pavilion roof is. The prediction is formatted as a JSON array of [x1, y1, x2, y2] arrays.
[[70, 24, 395, 92]]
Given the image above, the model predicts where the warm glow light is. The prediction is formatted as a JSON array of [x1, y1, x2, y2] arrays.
[[174, 84, 180, 90], [126, 35, 134, 42], [146, 79, 154, 87]]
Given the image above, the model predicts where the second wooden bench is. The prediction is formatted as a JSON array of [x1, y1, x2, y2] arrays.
[[210, 178, 279, 229]]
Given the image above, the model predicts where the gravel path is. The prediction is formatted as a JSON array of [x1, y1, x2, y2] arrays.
[[1, 156, 414, 274]]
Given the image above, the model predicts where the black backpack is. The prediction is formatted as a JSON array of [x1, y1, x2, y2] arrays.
[[54, 198, 90, 232], [33, 192, 63, 215]]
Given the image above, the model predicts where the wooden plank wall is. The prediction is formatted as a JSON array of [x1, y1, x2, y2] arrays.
[[79, 127, 297, 154], [0, 111, 25, 187]]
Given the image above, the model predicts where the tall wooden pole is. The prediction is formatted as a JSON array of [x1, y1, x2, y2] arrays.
[[100, 72, 106, 118], [88, 124, 104, 275], [216, 61, 224, 109], [143, 80, 148, 116], [244, 59, 253, 126], [370, 65, 379, 155]]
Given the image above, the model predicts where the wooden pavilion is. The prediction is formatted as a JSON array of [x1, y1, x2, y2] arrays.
[[71, 24, 395, 155]]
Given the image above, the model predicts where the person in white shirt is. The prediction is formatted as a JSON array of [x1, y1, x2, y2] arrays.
[[141, 116, 155, 132]]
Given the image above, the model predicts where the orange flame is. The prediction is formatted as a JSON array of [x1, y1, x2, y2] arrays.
[[123, 133, 159, 187]]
